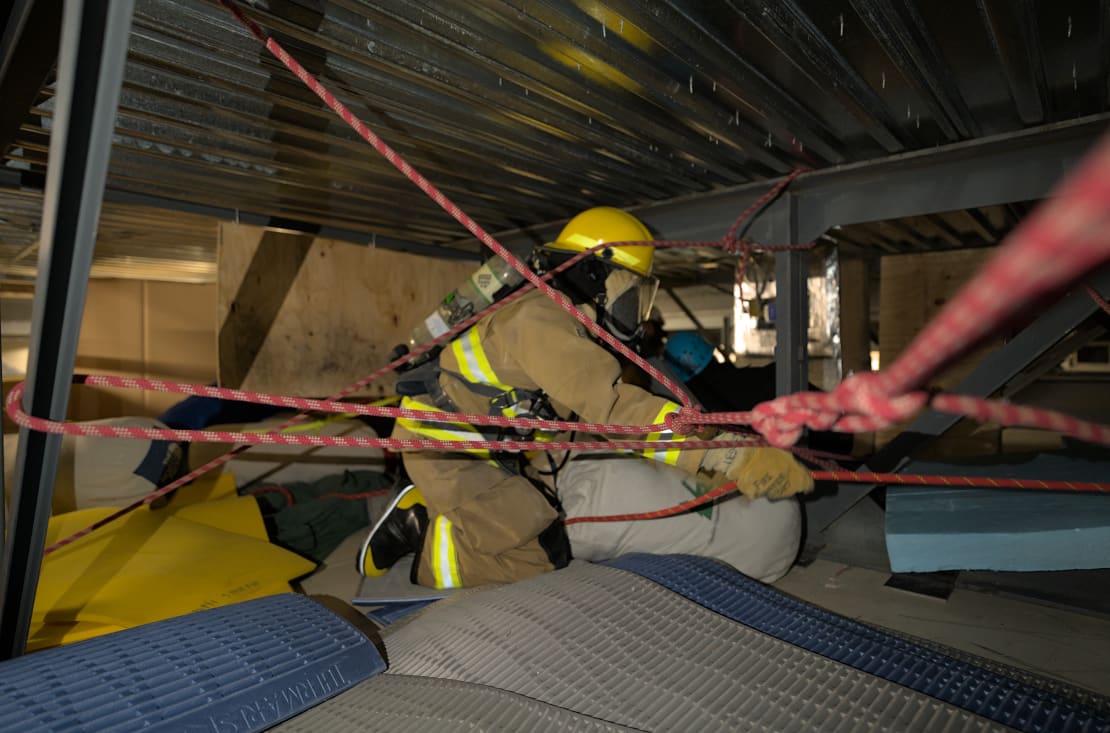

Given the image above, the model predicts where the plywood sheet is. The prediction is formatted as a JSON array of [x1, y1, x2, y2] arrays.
[[877, 249, 1000, 455], [72, 280, 148, 421], [838, 256, 870, 377], [878, 249, 997, 385], [142, 281, 218, 415], [217, 223, 475, 397]]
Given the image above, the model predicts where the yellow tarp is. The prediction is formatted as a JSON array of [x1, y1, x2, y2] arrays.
[[166, 471, 239, 507], [30, 474, 316, 652]]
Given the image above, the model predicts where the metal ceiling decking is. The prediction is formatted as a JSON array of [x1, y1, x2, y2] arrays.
[[1, 0, 1108, 660], [1, 0, 1109, 284]]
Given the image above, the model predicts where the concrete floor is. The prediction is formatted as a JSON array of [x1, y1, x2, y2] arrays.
[[303, 527, 1110, 697], [300, 529, 376, 601], [776, 558, 1110, 696]]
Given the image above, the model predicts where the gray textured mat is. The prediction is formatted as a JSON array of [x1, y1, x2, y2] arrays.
[[275, 674, 639, 732], [608, 553, 1108, 731], [367, 563, 1004, 732]]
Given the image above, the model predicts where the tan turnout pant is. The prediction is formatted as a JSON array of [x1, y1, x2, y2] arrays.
[[395, 424, 560, 588]]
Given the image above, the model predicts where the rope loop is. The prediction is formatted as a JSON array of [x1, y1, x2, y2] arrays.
[[833, 372, 930, 424], [747, 373, 931, 447], [721, 235, 752, 257]]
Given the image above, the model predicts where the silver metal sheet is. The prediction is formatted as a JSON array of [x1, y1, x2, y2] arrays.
[[3, 0, 1108, 282]]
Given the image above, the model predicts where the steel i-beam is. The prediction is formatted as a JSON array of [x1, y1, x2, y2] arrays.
[[0, 0, 136, 659]]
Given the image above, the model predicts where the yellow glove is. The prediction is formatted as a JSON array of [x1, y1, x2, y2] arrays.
[[698, 436, 815, 500]]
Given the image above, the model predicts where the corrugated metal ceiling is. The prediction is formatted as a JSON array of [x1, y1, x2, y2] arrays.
[[1, 0, 1107, 283], [0, 189, 218, 283]]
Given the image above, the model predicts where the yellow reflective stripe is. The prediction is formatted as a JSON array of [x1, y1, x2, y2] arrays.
[[452, 328, 512, 391], [643, 402, 684, 466], [431, 515, 461, 589], [398, 397, 491, 458], [398, 398, 479, 440], [501, 402, 524, 418]]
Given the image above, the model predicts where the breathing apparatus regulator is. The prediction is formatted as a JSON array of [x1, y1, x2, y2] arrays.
[[393, 207, 658, 368]]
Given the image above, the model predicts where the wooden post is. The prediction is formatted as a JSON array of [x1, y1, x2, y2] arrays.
[[838, 255, 871, 377]]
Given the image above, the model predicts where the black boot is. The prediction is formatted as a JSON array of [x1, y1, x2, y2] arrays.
[[358, 485, 429, 577]]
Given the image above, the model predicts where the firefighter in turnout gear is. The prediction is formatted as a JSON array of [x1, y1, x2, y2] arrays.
[[359, 207, 814, 588]]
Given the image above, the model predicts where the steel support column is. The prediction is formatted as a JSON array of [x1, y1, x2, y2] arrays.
[[595, 115, 1109, 543], [805, 264, 1110, 536], [0, 0, 135, 659], [487, 119, 1105, 406], [774, 195, 809, 397]]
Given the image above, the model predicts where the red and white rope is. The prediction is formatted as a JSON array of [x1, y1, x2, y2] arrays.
[[1088, 283, 1110, 315], [216, 0, 695, 408], [215, 0, 1110, 453], [8, 378, 770, 453], [28, 3, 1110, 552], [566, 471, 1110, 525], [718, 168, 815, 290], [733, 135, 1110, 447]]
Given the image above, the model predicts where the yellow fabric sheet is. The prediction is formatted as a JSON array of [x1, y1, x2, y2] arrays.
[[30, 480, 316, 652], [167, 471, 239, 507]]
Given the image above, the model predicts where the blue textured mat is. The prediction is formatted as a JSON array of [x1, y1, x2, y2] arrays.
[[608, 553, 1110, 733], [0, 593, 385, 732]]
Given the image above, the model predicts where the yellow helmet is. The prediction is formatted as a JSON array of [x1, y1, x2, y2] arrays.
[[546, 207, 654, 277]]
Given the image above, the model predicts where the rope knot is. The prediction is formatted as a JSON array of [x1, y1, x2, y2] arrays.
[[745, 372, 931, 448], [721, 236, 752, 257], [747, 395, 826, 448], [833, 372, 929, 425], [666, 407, 701, 435]]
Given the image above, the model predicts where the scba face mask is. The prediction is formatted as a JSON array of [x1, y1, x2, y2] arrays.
[[602, 267, 658, 342]]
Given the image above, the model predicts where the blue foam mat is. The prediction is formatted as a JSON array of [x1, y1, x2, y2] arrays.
[[607, 553, 1110, 733], [0, 593, 385, 732]]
